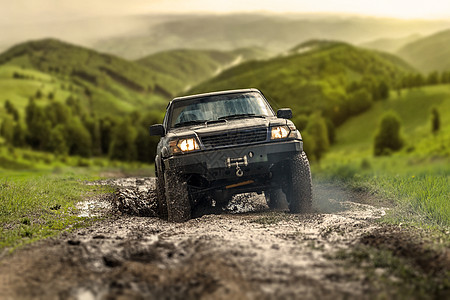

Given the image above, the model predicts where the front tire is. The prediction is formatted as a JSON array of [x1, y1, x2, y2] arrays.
[[285, 152, 312, 213], [155, 169, 168, 220], [164, 170, 192, 222]]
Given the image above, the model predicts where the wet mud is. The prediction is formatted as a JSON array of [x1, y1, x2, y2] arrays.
[[0, 178, 447, 299]]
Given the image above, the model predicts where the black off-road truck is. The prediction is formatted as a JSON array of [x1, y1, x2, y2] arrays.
[[150, 88, 312, 222]]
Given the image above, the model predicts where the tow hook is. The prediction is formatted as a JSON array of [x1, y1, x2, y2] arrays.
[[226, 155, 248, 177], [236, 166, 244, 177]]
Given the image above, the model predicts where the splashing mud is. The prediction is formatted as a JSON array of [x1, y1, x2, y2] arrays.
[[0, 178, 446, 299]]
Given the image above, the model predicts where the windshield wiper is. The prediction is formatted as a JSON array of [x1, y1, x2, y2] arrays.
[[173, 120, 207, 128], [218, 114, 266, 120]]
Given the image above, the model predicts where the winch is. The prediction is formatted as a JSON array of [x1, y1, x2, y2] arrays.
[[226, 155, 248, 177]]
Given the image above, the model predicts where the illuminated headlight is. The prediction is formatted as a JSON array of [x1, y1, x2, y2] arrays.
[[170, 137, 200, 154], [271, 126, 290, 139]]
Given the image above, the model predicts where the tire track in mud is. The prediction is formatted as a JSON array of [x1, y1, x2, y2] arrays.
[[0, 177, 402, 299]]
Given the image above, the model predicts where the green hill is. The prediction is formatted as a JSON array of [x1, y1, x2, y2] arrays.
[[332, 84, 450, 155], [190, 40, 414, 126], [360, 34, 421, 53], [0, 39, 178, 116], [136, 47, 271, 92], [0, 39, 176, 164], [397, 29, 450, 72]]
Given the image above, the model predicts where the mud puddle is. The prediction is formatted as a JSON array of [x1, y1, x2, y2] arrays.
[[2, 178, 446, 299]]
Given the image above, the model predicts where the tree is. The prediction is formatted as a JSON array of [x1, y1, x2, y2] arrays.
[[135, 126, 151, 163], [35, 89, 42, 99], [427, 71, 440, 85], [109, 118, 137, 161], [292, 114, 309, 131], [99, 116, 116, 155], [431, 107, 440, 135], [325, 118, 336, 145], [1, 115, 14, 144], [47, 125, 68, 155], [301, 131, 316, 161], [12, 122, 26, 147], [66, 117, 92, 157], [378, 81, 389, 100], [374, 111, 404, 156], [83, 116, 102, 156], [305, 114, 329, 161], [413, 74, 425, 88], [25, 100, 51, 149], [4, 100, 20, 121], [46, 101, 71, 126], [25, 98, 38, 129], [347, 88, 372, 115]]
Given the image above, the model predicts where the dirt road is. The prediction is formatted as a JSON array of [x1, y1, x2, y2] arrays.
[[0, 178, 448, 299]]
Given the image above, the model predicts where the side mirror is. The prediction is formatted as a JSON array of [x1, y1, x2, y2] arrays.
[[277, 108, 292, 119], [149, 124, 165, 137]]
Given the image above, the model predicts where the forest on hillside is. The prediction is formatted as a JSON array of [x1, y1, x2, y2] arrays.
[[1, 20, 450, 165]]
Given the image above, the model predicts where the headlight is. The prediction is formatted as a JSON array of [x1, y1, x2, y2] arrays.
[[271, 126, 290, 139], [169, 137, 200, 154]]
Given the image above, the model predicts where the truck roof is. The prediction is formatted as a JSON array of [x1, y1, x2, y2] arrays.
[[172, 88, 261, 102]]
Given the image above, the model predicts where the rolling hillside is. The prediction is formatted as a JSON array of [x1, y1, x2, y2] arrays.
[[190, 40, 414, 126], [332, 84, 450, 155], [397, 29, 450, 72], [136, 48, 271, 92], [93, 14, 450, 59], [0, 39, 181, 117], [360, 34, 421, 53]]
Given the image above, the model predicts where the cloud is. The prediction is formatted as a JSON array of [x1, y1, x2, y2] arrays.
[[1, 0, 449, 26], [0, 0, 155, 24]]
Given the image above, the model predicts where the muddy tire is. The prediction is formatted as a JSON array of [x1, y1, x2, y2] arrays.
[[164, 170, 192, 222], [285, 152, 312, 213], [265, 189, 286, 210], [155, 170, 168, 220]]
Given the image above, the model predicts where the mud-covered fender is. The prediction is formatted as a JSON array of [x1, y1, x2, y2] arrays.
[[155, 154, 162, 176], [161, 146, 170, 158]]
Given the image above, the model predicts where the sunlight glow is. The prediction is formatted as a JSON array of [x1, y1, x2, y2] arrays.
[[145, 0, 450, 19]]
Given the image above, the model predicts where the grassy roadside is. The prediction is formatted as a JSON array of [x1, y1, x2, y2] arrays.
[[0, 169, 117, 252], [313, 154, 449, 228], [313, 154, 449, 298]]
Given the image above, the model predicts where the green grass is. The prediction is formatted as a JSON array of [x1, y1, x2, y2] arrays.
[[316, 157, 449, 227], [316, 84, 450, 228], [0, 170, 114, 251], [0, 145, 155, 173], [334, 84, 450, 153], [0, 65, 71, 111], [0, 144, 156, 251]]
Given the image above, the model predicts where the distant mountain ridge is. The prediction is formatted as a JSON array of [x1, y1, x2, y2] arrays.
[[360, 34, 421, 53], [92, 14, 450, 59], [397, 28, 450, 72], [136, 48, 271, 92]]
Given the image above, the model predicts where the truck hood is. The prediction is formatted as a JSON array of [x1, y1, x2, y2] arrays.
[[166, 117, 288, 139]]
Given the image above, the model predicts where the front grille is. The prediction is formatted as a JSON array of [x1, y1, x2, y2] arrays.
[[200, 127, 267, 148]]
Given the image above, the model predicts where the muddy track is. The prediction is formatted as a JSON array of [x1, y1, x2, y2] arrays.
[[0, 178, 448, 299]]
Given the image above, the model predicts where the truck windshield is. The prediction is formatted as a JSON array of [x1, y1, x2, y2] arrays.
[[169, 92, 273, 128]]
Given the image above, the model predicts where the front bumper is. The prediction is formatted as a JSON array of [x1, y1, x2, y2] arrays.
[[162, 139, 302, 181]]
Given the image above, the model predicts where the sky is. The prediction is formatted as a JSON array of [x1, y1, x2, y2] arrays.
[[2, 0, 450, 25]]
